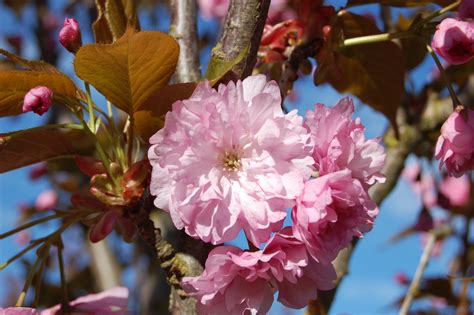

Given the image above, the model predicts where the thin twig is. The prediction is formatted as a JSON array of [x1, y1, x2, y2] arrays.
[[399, 232, 437, 315]]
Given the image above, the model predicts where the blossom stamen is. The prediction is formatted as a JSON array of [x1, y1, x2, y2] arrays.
[[223, 152, 242, 172]]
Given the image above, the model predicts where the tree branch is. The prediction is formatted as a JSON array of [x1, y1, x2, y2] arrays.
[[170, 0, 201, 83], [211, 0, 271, 79]]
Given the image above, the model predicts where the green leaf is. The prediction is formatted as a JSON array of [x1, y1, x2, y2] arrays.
[[74, 28, 179, 114], [314, 12, 405, 126]]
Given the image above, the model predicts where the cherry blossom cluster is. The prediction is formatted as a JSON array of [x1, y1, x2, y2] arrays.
[[148, 75, 386, 313]]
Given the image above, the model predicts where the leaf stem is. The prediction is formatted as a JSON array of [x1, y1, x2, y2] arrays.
[[414, 1, 461, 29], [342, 31, 411, 47], [33, 250, 47, 307], [57, 238, 70, 310], [127, 115, 135, 167], [0, 237, 46, 270], [15, 245, 48, 307], [0, 213, 64, 239], [426, 44, 461, 108], [84, 82, 96, 131]]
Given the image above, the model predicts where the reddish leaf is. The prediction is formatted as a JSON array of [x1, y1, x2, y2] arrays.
[[133, 82, 197, 141], [0, 129, 85, 173], [315, 12, 405, 126]]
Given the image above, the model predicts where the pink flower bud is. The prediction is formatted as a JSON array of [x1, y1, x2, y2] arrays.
[[431, 18, 474, 65], [459, 0, 474, 20], [435, 108, 474, 177], [22, 86, 53, 116], [59, 17, 82, 53], [35, 190, 58, 211]]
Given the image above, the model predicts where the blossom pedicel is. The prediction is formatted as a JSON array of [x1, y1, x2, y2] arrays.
[[59, 17, 82, 53], [22, 86, 53, 116]]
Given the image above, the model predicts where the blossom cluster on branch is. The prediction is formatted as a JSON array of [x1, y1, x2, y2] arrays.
[[148, 75, 386, 313]]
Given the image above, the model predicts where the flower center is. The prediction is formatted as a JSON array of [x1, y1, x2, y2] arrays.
[[223, 152, 242, 172]]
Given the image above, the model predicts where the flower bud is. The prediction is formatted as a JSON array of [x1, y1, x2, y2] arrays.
[[59, 17, 82, 53], [22, 86, 53, 116], [431, 18, 474, 65], [435, 108, 474, 176]]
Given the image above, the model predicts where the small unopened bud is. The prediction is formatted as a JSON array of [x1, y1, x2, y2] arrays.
[[22, 86, 53, 116], [59, 17, 82, 53]]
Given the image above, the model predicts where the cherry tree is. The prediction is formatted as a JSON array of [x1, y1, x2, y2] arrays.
[[0, 0, 472, 314]]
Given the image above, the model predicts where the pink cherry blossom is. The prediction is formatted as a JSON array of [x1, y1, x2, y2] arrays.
[[438, 174, 470, 207], [182, 228, 336, 313], [304, 97, 386, 189], [292, 170, 378, 263], [435, 108, 474, 177], [22, 86, 53, 116], [432, 18, 474, 65], [181, 246, 276, 315], [41, 287, 128, 315], [148, 75, 314, 246], [0, 308, 38, 315], [459, 0, 474, 20], [263, 228, 336, 308], [35, 190, 58, 211], [59, 18, 82, 53]]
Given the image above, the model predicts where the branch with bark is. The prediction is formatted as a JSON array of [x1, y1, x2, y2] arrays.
[[170, 0, 201, 83], [210, 0, 271, 79]]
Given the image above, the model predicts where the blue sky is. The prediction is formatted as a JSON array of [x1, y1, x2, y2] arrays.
[[0, 1, 466, 314]]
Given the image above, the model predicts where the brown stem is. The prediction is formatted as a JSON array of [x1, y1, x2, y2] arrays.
[[211, 0, 271, 80], [170, 0, 201, 83]]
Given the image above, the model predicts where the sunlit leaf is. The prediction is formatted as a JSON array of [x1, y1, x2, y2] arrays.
[[134, 83, 197, 141], [74, 28, 179, 114], [0, 129, 85, 173], [314, 12, 405, 126], [0, 70, 79, 117]]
